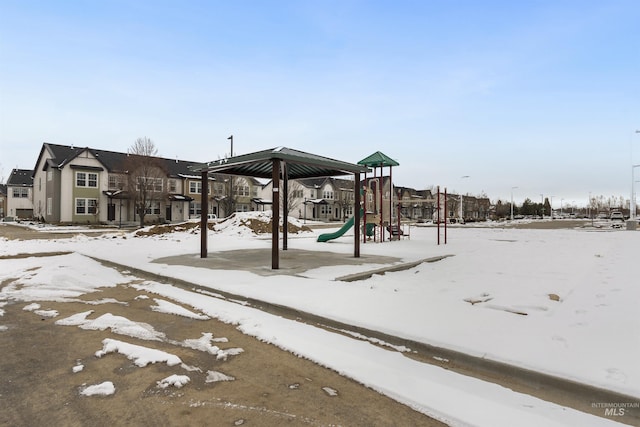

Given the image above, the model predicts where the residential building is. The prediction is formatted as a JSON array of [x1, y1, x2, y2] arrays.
[[6, 169, 34, 219], [29, 143, 277, 225], [0, 184, 6, 219], [31, 143, 219, 224], [292, 177, 355, 222]]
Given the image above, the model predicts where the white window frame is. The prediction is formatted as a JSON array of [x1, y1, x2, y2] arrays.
[[189, 181, 202, 194], [76, 198, 98, 215], [76, 172, 98, 188]]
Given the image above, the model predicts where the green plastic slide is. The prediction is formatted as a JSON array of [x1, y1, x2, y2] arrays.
[[317, 216, 355, 242], [317, 211, 375, 242]]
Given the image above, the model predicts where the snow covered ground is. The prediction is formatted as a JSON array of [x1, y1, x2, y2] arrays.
[[1, 214, 638, 426]]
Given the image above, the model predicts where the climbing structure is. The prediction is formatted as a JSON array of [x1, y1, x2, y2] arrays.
[[357, 151, 400, 242]]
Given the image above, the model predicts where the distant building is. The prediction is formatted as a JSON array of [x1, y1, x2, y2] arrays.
[[6, 169, 34, 219], [0, 184, 7, 219]]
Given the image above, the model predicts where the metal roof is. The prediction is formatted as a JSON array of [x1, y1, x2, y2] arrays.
[[195, 147, 370, 179], [358, 151, 399, 167]]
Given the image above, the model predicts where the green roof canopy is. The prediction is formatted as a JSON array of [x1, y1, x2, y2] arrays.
[[357, 151, 399, 167], [194, 146, 370, 178]]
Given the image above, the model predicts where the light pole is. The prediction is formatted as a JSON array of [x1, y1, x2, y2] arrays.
[[633, 164, 640, 220], [510, 186, 518, 220], [459, 175, 469, 223], [631, 130, 640, 220], [561, 198, 564, 217]]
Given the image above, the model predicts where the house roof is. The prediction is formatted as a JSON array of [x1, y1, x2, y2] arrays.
[[35, 143, 203, 178], [196, 147, 370, 179], [358, 151, 399, 167], [7, 169, 34, 186]]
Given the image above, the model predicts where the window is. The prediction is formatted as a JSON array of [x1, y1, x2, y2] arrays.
[[189, 201, 201, 216], [323, 190, 334, 199], [145, 202, 161, 215], [168, 179, 177, 192], [108, 176, 118, 189], [214, 183, 225, 196], [47, 198, 52, 215], [12, 188, 29, 198], [136, 177, 163, 192], [76, 172, 98, 188], [47, 170, 52, 181], [76, 198, 97, 215], [234, 185, 250, 196], [293, 190, 303, 198], [189, 181, 202, 194], [320, 205, 332, 215]]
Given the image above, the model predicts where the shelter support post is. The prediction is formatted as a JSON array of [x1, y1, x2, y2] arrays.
[[283, 162, 288, 251], [272, 160, 280, 269], [200, 170, 208, 258], [354, 172, 361, 258]]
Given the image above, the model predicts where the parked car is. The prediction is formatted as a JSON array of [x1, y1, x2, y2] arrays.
[[207, 213, 217, 221], [610, 211, 624, 221]]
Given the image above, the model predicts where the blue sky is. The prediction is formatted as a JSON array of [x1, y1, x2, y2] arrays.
[[1, 0, 639, 207]]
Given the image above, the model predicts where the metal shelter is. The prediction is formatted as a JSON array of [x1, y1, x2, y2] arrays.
[[194, 147, 370, 269]]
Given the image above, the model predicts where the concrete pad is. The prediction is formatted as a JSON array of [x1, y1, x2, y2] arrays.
[[152, 248, 402, 277]]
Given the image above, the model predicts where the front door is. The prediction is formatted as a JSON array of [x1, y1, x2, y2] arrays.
[[166, 205, 172, 221]]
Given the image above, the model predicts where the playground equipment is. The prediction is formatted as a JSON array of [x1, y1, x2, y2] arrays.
[[317, 209, 376, 242], [358, 151, 403, 243], [318, 151, 409, 243]]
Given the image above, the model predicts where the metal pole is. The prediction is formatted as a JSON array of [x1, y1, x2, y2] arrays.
[[228, 135, 234, 215], [444, 188, 448, 244], [200, 169, 208, 258], [283, 162, 288, 251], [437, 186, 440, 245], [271, 160, 280, 269], [354, 172, 361, 258], [632, 164, 640, 219]]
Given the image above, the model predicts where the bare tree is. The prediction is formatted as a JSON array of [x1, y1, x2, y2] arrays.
[[123, 137, 167, 227], [286, 180, 303, 216]]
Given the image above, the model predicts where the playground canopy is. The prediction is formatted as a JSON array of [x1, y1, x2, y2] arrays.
[[193, 147, 370, 269], [358, 151, 400, 167]]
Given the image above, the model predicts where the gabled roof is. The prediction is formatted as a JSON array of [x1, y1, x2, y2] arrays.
[[7, 169, 34, 186], [35, 143, 202, 178], [358, 151, 399, 167], [196, 147, 370, 179]]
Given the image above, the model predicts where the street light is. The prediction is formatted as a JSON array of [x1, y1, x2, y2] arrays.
[[631, 130, 640, 220], [460, 175, 469, 223], [510, 186, 518, 220], [632, 164, 640, 219], [561, 198, 564, 217]]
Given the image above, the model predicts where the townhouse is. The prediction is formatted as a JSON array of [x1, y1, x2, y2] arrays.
[[5, 169, 34, 219], [6, 142, 491, 225], [29, 143, 274, 225], [0, 184, 6, 219], [294, 177, 355, 222]]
